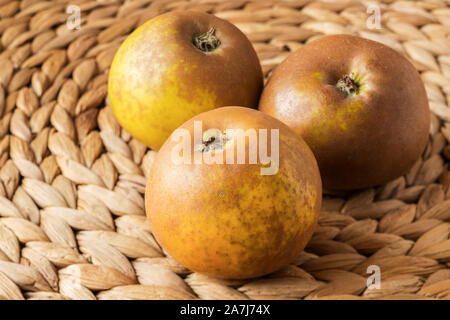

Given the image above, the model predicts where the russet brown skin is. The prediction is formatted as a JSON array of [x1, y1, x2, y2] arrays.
[[109, 10, 263, 150], [145, 107, 322, 279], [259, 34, 430, 190]]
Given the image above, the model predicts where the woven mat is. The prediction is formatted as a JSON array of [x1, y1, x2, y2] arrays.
[[0, 0, 449, 300]]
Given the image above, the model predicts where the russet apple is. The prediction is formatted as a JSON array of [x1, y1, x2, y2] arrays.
[[108, 11, 263, 150], [145, 107, 321, 279], [259, 35, 430, 190]]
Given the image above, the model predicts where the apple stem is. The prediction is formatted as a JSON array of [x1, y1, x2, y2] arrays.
[[337, 72, 359, 96], [193, 27, 221, 52], [196, 130, 229, 153], [204, 136, 216, 148]]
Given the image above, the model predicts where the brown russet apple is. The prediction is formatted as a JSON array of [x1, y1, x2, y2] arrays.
[[108, 10, 263, 150], [259, 34, 430, 190], [145, 107, 322, 279]]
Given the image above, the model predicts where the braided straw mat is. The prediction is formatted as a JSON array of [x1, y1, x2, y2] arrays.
[[0, 0, 449, 301]]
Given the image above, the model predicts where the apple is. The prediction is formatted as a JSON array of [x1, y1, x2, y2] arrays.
[[108, 10, 263, 150], [145, 107, 321, 279], [259, 34, 430, 190]]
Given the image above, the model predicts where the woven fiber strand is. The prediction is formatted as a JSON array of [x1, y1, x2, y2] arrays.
[[0, 0, 449, 300]]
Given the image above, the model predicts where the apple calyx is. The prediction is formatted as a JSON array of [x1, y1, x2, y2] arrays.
[[193, 27, 221, 52], [337, 72, 360, 97], [197, 129, 229, 153]]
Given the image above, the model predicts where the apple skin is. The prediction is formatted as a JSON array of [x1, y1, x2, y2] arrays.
[[145, 107, 321, 279], [259, 34, 430, 191], [108, 10, 263, 150]]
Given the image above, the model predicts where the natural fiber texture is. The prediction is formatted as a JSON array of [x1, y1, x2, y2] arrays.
[[0, 0, 449, 300]]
